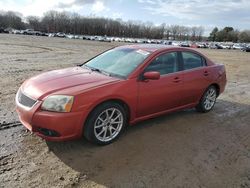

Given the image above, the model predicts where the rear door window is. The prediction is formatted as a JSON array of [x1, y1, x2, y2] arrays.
[[182, 52, 205, 70]]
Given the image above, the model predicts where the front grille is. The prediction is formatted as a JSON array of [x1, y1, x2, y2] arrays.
[[18, 91, 37, 108]]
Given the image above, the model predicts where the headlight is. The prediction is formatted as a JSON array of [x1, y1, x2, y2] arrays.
[[41, 95, 74, 112]]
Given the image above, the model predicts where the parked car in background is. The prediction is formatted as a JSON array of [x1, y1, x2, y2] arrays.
[[113, 37, 121, 42], [232, 43, 244, 50], [180, 42, 190, 47], [0, 28, 9, 33], [56, 32, 66, 38], [74, 35, 81, 39], [197, 43, 208, 48], [22, 29, 41, 35], [90, 36, 97, 40], [22, 29, 32, 35], [145, 39, 152, 43], [66, 34, 75, 39], [4, 27, 15, 33], [48, 33, 56, 37], [172, 41, 181, 46], [220, 43, 231, 49], [190, 43, 198, 48], [13, 29, 22, 34], [209, 43, 223, 49], [16, 44, 226, 145], [242, 45, 250, 52], [83, 35, 91, 40], [39, 32, 48, 36], [134, 39, 143, 43], [162, 40, 172, 45], [103, 37, 112, 42]]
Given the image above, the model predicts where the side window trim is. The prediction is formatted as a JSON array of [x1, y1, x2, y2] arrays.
[[202, 56, 207, 66], [177, 51, 183, 71]]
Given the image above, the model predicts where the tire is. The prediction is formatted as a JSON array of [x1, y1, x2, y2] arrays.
[[84, 102, 127, 145], [196, 85, 217, 113]]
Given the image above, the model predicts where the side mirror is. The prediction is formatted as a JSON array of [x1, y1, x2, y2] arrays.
[[143, 71, 160, 80]]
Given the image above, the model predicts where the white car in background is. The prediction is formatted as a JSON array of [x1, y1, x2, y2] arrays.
[[66, 34, 75, 39], [220, 43, 231, 49], [172, 41, 181, 46], [113, 37, 121, 42], [13, 29, 22, 34], [56, 32, 66, 38], [232, 43, 244, 50]]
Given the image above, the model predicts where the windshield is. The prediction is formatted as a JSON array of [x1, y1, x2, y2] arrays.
[[83, 48, 151, 78]]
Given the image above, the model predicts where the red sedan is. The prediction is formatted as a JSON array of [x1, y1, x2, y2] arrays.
[[16, 45, 227, 145]]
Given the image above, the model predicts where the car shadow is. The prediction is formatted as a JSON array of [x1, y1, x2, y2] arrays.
[[46, 99, 250, 187]]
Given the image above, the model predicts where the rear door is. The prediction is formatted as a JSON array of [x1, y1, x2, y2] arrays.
[[180, 51, 211, 106], [137, 51, 184, 117]]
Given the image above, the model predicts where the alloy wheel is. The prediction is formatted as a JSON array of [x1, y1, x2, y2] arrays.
[[94, 108, 124, 142], [203, 87, 216, 110]]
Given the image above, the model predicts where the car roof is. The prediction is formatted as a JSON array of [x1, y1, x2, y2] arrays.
[[116, 44, 180, 53]]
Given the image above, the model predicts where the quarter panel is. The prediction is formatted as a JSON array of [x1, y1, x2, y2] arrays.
[[181, 67, 211, 105]]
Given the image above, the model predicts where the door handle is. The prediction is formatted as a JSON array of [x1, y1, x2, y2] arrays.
[[204, 71, 209, 76], [173, 77, 181, 83]]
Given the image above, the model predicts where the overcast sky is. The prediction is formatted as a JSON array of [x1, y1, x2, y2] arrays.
[[1, 0, 250, 35]]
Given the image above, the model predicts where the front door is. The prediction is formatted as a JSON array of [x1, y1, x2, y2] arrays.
[[137, 52, 183, 117]]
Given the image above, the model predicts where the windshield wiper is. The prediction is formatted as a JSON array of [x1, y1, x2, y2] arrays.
[[90, 67, 102, 72], [84, 65, 111, 76], [82, 65, 125, 78]]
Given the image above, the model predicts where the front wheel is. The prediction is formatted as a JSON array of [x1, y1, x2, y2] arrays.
[[84, 102, 127, 145], [196, 86, 217, 113]]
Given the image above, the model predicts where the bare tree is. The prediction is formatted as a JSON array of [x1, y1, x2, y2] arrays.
[[0, 11, 25, 29], [197, 26, 204, 41], [26, 16, 40, 30]]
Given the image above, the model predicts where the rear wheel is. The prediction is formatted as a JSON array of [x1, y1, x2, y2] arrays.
[[84, 102, 127, 145], [196, 86, 217, 113]]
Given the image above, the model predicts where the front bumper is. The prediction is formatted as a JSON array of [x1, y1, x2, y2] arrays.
[[16, 101, 87, 141]]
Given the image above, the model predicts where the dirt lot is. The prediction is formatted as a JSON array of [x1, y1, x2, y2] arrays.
[[0, 34, 250, 188]]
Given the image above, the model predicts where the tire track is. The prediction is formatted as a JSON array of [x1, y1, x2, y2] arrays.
[[0, 122, 22, 130], [0, 43, 53, 51], [0, 154, 14, 175]]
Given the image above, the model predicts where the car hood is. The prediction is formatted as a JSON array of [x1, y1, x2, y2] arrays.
[[21, 67, 120, 100]]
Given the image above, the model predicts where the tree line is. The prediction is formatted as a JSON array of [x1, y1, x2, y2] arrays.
[[1, 10, 250, 42], [0, 11, 25, 29], [209, 27, 250, 43], [0, 10, 205, 40]]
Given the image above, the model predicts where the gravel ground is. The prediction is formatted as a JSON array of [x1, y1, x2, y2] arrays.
[[0, 34, 250, 188]]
